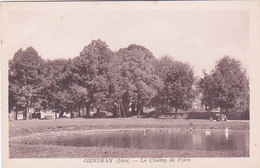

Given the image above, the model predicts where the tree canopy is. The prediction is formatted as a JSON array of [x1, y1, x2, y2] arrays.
[[71, 40, 115, 117], [9, 47, 44, 119], [116, 44, 163, 116], [199, 56, 249, 113], [8, 41, 249, 120], [154, 56, 195, 114]]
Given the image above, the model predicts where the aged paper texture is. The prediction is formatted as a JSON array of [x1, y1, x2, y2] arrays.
[[1, 1, 260, 168]]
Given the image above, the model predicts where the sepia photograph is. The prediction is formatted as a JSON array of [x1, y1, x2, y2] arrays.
[[1, 1, 260, 168]]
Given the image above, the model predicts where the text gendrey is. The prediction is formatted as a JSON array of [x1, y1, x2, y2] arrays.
[[84, 158, 113, 163]]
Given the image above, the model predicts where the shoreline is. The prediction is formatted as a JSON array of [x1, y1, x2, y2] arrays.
[[9, 118, 249, 140]]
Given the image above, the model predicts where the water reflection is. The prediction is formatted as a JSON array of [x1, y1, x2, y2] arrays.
[[22, 129, 249, 152], [225, 127, 229, 140], [205, 129, 211, 137]]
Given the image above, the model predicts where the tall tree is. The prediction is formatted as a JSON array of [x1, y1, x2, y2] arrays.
[[156, 56, 195, 115], [199, 56, 249, 117], [72, 39, 114, 117], [9, 47, 44, 119], [117, 44, 162, 117]]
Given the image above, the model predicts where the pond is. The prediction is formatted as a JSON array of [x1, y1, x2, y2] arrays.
[[21, 129, 249, 152]]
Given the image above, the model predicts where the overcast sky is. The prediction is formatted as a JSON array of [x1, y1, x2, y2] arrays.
[[3, 2, 249, 76]]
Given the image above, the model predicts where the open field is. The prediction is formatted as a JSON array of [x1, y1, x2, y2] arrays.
[[9, 118, 249, 158]]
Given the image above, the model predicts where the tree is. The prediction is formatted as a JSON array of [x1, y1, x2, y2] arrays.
[[155, 55, 174, 81], [72, 39, 114, 117], [116, 44, 162, 117], [9, 47, 44, 119], [198, 71, 217, 111], [40, 58, 89, 118], [69, 84, 88, 117], [156, 56, 195, 116], [40, 59, 67, 117], [199, 56, 249, 118]]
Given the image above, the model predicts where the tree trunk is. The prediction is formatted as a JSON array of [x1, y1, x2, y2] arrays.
[[70, 110, 73, 119], [59, 109, 64, 118], [175, 108, 178, 119], [168, 105, 171, 113], [55, 111, 57, 119], [219, 108, 223, 121], [112, 102, 118, 118], [15, 110, 18, 120], [86, 102, 91, 118], [81, 106, 86, 117], [25, 99, 31, 120], [122, 92, 130, 116], [137, 102, 143, 118], [164, 103, 168, 114], [137, 102, 140, 118], [118, 103, 121, 118], [122, 101, 129, 117], [24, 107, 27, 120], [160, 103, 163, 114], [27, 106, 30, 119], [96, 107, 100, 118], [131, 103, 136, 116], [78, 106, 81, 117]]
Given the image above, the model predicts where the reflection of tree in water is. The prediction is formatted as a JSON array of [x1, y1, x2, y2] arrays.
[[139, 131, 159, 149], [204, 131, 236, 151], [192, 130, 206, 150], [168, 131, 192, 150], [231, 131, 249, 151], [22, 130, 248, 154]]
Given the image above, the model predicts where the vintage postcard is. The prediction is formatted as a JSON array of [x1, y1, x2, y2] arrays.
[[1, 1, 260, 168]]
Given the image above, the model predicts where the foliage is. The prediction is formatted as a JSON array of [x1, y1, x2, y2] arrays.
[[8, 42, 249, 120], [71, 39, 114, 117], [199, 56, 249, 112], [155, 56, 195, 113], [9, 47, 44, 119], [116, 44, 163, 116]]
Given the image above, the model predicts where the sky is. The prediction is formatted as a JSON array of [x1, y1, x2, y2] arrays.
[[2, 2, 249, 76]]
